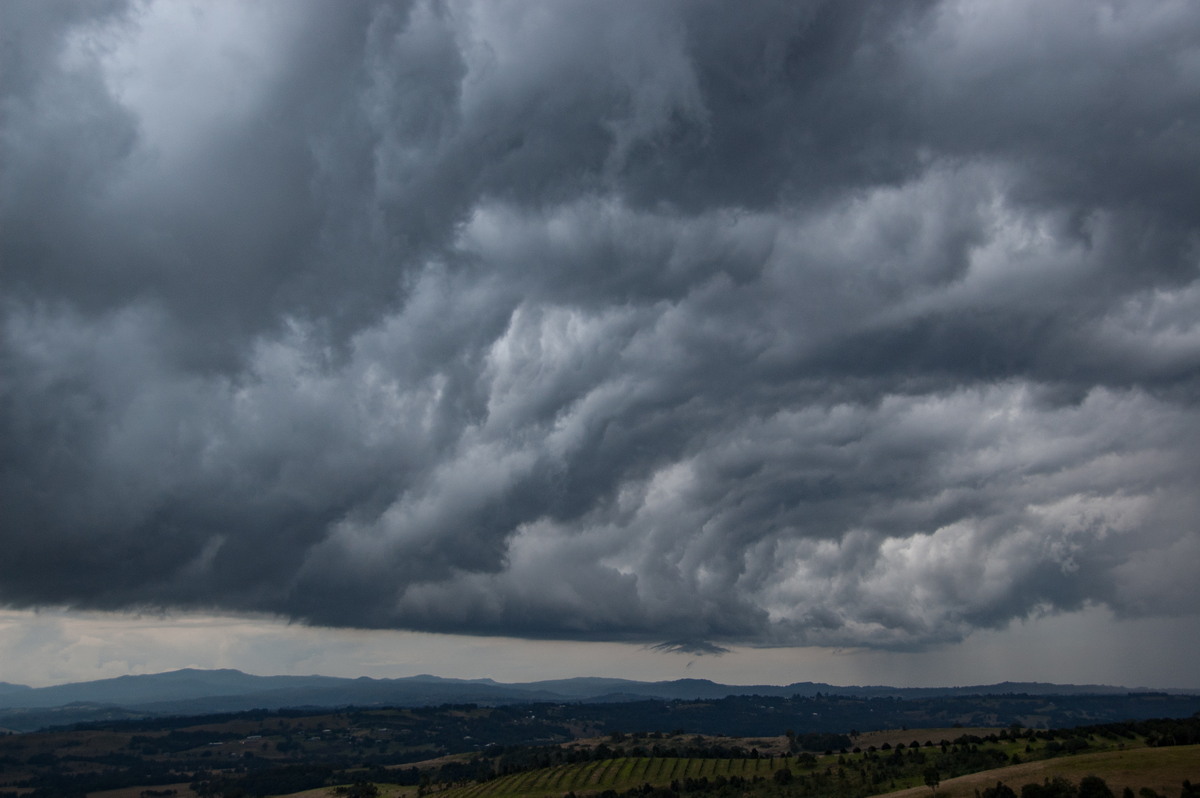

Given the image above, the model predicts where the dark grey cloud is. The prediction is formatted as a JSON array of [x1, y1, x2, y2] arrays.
[[2, 0, 1199, 652], [652, 640, 730, 657]]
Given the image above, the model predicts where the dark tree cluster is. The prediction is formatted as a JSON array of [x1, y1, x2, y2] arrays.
[[976, 776, 1199, 798]]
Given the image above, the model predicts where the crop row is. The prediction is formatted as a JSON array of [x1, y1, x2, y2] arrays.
[[440, 756, 803, 798]]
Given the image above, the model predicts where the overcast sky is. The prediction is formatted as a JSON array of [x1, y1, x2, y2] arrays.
[[2, 0, 1199, 690]]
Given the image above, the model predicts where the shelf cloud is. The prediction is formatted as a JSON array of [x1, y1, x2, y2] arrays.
[[3, 0, 1199, 653]]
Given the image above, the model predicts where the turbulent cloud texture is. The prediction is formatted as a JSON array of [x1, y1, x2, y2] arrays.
[[3, 0, 1199, 651]]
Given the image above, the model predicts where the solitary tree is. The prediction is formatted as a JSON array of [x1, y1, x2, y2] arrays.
[[983, 782, 1018, 798], [1079, 776, 1115, 798], [924, 767, 941, 795]]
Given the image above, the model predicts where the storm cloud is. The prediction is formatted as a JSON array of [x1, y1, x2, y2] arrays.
[[2, 0, 1199, 653]]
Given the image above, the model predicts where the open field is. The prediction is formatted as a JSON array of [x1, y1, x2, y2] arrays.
[[89, 784, 198, 798], [871, 745, 1200, 798], [0, 699, 1190, 798], [240, 781, 422, 798], [562, 734, 792, 758], [307, 744, 1198, 798], [308, 731, 1195, 798], [383, 755, 807, 798], [300, 727, 1169, 798]]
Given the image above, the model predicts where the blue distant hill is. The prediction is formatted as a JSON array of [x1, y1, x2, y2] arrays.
[[1, 668, 1192, 722]]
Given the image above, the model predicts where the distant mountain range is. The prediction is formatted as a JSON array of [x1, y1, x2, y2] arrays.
[[0, 668, 1194, 733]]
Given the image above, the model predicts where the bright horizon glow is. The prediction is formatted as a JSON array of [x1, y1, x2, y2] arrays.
[[2, 606, 1197, 691]]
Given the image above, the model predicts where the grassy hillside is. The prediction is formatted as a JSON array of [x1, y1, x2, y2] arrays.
[[311, 726, 1198, 798], [328, 745, 1198, 798], [873, 745, 1200, 798], [3, 706, 1193, 798], [438, 755, 794, 798]]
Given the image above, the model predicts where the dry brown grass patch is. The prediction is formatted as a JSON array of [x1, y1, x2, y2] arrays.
[[856, 729, 1003, 750], [871, 744, 1200, 798]]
